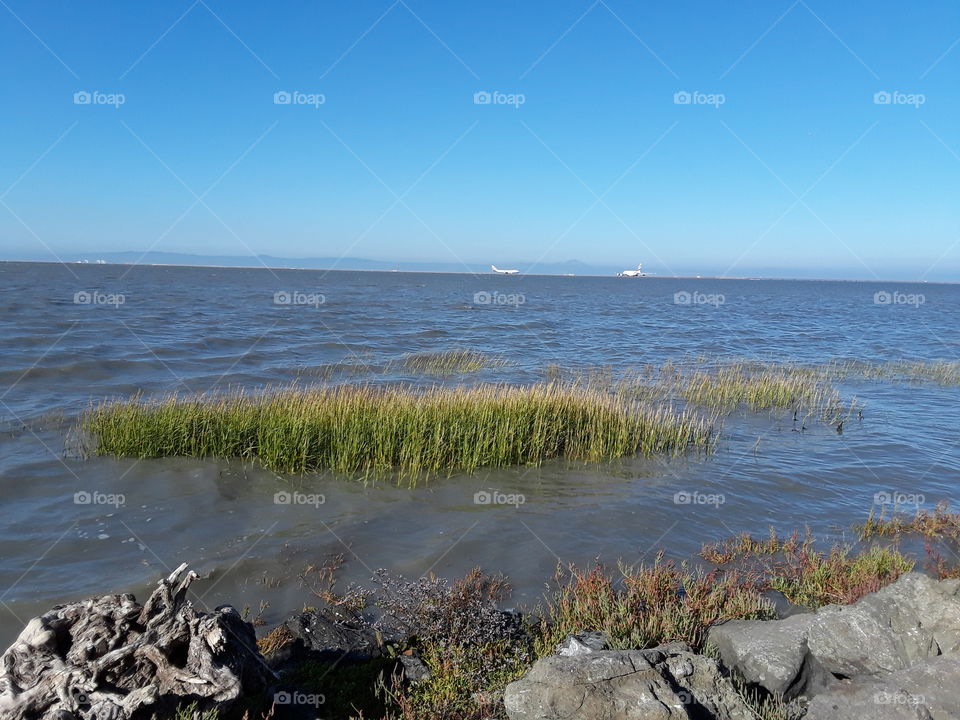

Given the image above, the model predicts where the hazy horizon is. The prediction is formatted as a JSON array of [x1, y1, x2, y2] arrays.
[[2, 251, 955, 283]]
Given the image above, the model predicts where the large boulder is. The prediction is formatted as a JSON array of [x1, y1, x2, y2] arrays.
[[707, 613, 829, 699], [707, 572, 960, 699], [805, 653, 960, 720], [0, 563, 273, 720], [503, 641, 753, 720], [806, 572, 960, 677]]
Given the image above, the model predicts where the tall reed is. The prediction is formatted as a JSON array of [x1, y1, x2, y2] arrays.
[[83, 383, 714, 477]]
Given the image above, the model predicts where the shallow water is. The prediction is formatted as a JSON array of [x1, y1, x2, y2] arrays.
[[1, 261, 958, 646]]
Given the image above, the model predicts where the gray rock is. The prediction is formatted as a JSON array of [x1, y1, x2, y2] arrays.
[[707, 613, 831, 699], [283, 605, 385, 660], [504, 642, 753, 720], [555, 630, 611, 657], [399, 654, 432, 684], [708, 572, 960, 700], [805, 653, 960, 720], [806, 572, 960, 678]]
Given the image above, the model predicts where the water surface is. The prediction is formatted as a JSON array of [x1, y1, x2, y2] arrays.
[[1, 261, 958, 646]]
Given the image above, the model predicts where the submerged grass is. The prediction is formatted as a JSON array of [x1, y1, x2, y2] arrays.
[[393, 349, 506, 375], [556, 359, 856, 424], [83, 382, 714, 477], [822, 359, 960, 386]]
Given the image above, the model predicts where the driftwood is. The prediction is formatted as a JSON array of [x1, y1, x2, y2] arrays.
[[0, 563, 274, 720]]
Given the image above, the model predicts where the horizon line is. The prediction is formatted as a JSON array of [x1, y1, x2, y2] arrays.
[[2, 259, 954, 285]]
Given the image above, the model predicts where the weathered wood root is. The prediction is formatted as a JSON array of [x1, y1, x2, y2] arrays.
[[0, 563, 273, 720]]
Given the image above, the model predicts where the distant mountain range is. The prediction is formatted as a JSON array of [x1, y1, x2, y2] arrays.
[[51, 251, 626, 276]]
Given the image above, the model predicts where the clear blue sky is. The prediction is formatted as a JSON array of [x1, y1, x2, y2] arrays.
[[1, 0, 958, 279]]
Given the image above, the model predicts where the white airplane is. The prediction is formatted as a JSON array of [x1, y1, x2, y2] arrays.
[[491, 265, 519, 275], [617, 264, 644, 277]]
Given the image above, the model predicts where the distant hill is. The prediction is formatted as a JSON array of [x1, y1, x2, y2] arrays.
[[53, 251, 623, 276]]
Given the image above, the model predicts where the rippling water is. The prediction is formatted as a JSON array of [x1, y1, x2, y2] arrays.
[[1, 261, 958, 646]]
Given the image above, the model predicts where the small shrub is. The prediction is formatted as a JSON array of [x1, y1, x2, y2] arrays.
[[535, 556, 774, 656]]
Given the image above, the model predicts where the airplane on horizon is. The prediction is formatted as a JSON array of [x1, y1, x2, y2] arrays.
[[617, 263, 645, 277], [491, 265, 519, 275]]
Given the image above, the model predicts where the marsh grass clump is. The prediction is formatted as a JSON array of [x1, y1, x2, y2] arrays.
[[857, 501, 960, 540], [700, 530, 914, 607], [559, 359, 856, 424], [394, 349, 506, 375], [83, 382, 714, 478], [824, 359, 960, 386], [534, 557, 775, 656], [677, 363, 844, 417]]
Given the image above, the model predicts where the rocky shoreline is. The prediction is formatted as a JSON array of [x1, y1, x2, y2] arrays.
[[2, 562, 959, 720]]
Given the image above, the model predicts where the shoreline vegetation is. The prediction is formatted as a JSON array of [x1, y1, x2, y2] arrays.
[[238, 507, 954, 720], [79, 354, 895, 477]]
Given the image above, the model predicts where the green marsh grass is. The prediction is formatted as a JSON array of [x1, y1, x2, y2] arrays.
[[393, 349, 506, 375], [534, 557, 775, 655], [83, 382, 714, 478], [554, 359, 855, 423], [700, 529, 914, 606], [821, 359, 960, 386], [857, 501, 960, 540]]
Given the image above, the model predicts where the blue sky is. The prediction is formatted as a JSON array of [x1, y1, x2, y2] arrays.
[[1, 0, 958, 279]]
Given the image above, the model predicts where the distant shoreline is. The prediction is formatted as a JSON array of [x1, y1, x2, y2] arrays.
[[1, 259, 954, 285]]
